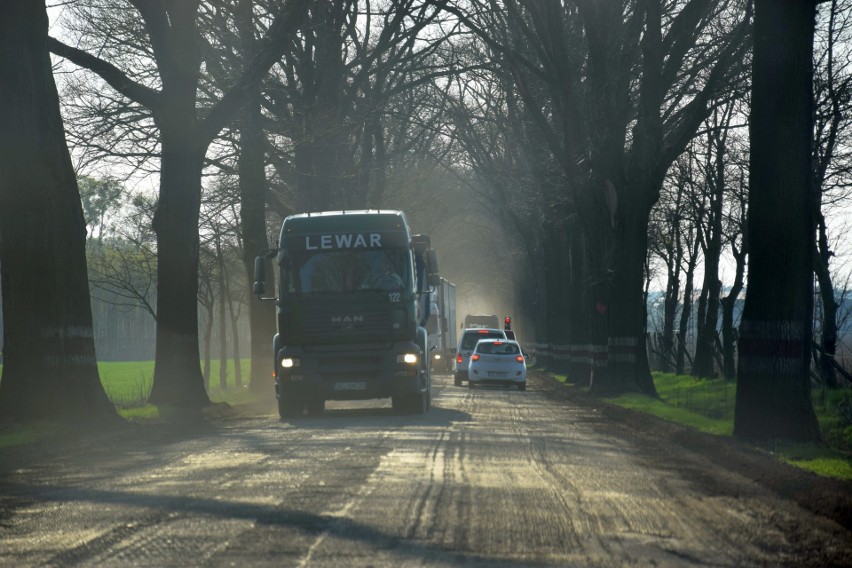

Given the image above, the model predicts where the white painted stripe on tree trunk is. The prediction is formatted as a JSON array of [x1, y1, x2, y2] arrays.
[[41, 326, 94, 339], [738, 356, 807, 377], [570, 344, 593, 364], [552, 345, 570, 361], [608, 336, 638, 347], [739, 320, 804, 338], [609, 352, 637, 364], [45, 354, 97, 366]]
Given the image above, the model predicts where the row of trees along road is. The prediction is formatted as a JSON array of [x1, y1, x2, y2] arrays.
[[0, 0, 845, 443]]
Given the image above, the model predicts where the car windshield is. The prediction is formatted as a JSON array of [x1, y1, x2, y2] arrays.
[[284, 249, 411, 294], [476, 342, 520, 355], [461, 331, 504, 350]]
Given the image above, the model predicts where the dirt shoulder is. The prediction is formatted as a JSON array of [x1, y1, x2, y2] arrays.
[[533, 370, 852, 532]]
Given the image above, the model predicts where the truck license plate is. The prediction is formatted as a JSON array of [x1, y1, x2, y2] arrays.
[[334, 381, 367, 391]]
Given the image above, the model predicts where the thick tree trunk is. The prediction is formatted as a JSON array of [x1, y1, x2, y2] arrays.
[[0, 1, 116, 423], [595, 201, 657, 396], [237, 2, 277, 394], [566, 224, 593, 383], [147, 120, 209, 408], [542, 221, 572, 374], [734, 0, 820, 442], [239, 93, 276, 394]]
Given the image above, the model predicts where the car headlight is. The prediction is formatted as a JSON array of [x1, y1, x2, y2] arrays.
[[397, 353, 418, 364], [281, 357, 300, 369]]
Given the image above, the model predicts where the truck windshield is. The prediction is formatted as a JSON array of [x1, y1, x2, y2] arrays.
[[284, 249, 411, 295]]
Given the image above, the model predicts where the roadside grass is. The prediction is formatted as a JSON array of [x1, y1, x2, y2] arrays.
[[0, 360, 257, 444], [0, 421, 61, 449], [552, 371, 852, 480]]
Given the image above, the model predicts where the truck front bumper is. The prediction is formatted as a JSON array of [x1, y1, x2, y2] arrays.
[[275, 342, 426, 401]]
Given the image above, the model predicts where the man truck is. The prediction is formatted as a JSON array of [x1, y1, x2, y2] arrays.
[[426, 277, 457, 372], [253, 210, 439, 418]]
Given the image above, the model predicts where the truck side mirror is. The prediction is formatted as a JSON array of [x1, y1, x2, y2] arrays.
[[426, 249, 440, 287], [253, 256, 266, 297]]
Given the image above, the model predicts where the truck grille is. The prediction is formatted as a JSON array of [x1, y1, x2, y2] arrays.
[[302, 310, 391, 337]]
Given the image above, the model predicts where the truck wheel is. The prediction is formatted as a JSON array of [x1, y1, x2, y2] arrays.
[[412, 393, 427, 414], [305, 398, 325, 416], [454, 375, 462, 387], [391, 395, 407, 413], [278, 397, 302, 419], [392, 394, 426, 415]]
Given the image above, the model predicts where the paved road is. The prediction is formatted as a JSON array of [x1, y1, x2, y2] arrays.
[[1, 372, 850, 567]]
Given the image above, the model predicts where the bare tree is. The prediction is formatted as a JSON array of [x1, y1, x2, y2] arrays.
[[0, 1, 116, 423], [692, 104, 736, 378], [734, 0, 821, 443], [812, 0, 852, 387], [443, 0, 750, 395], [49, 0, 310, 407]]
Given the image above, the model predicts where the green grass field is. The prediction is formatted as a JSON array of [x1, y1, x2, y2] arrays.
[[96, 359, 254, 407], [0, 360, 259, 428], [553, 371, 852, 480]]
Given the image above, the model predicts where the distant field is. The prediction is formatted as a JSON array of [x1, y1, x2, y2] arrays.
[[100, 360, 253, 406]]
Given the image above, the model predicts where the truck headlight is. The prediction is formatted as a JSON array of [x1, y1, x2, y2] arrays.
[[281, 357, 300, 369], [397, 353, 418, 364], [433, 353, 442, 360]]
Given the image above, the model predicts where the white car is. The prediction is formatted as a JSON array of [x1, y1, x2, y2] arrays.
[[467, 339, 527, 391], [454, 328, 508, 386]]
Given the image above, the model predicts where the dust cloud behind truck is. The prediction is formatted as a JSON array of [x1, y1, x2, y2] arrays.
[[253, 210, 439, 418]]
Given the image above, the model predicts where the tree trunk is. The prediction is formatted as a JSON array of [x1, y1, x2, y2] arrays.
[[202, 303, 214, 384], [566, 223, 593, 384], [693, 239, 723, 378], [147, 118, 209, 408], [661, 246, 681, 372], [596, 197, 657, 396], [0, 1, 116, 423], [228, 297, 242, 388], [216, 238, 228, 391], [676, 234, 699, 375], [721, 245, 745, 381], [542, 221, 571, 373], [239, 92, 276, 393], [734, 0, 820, 442], [814, 214, 839, 387], [237, 0, 277, 394], [693, 126, 727, 378]]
